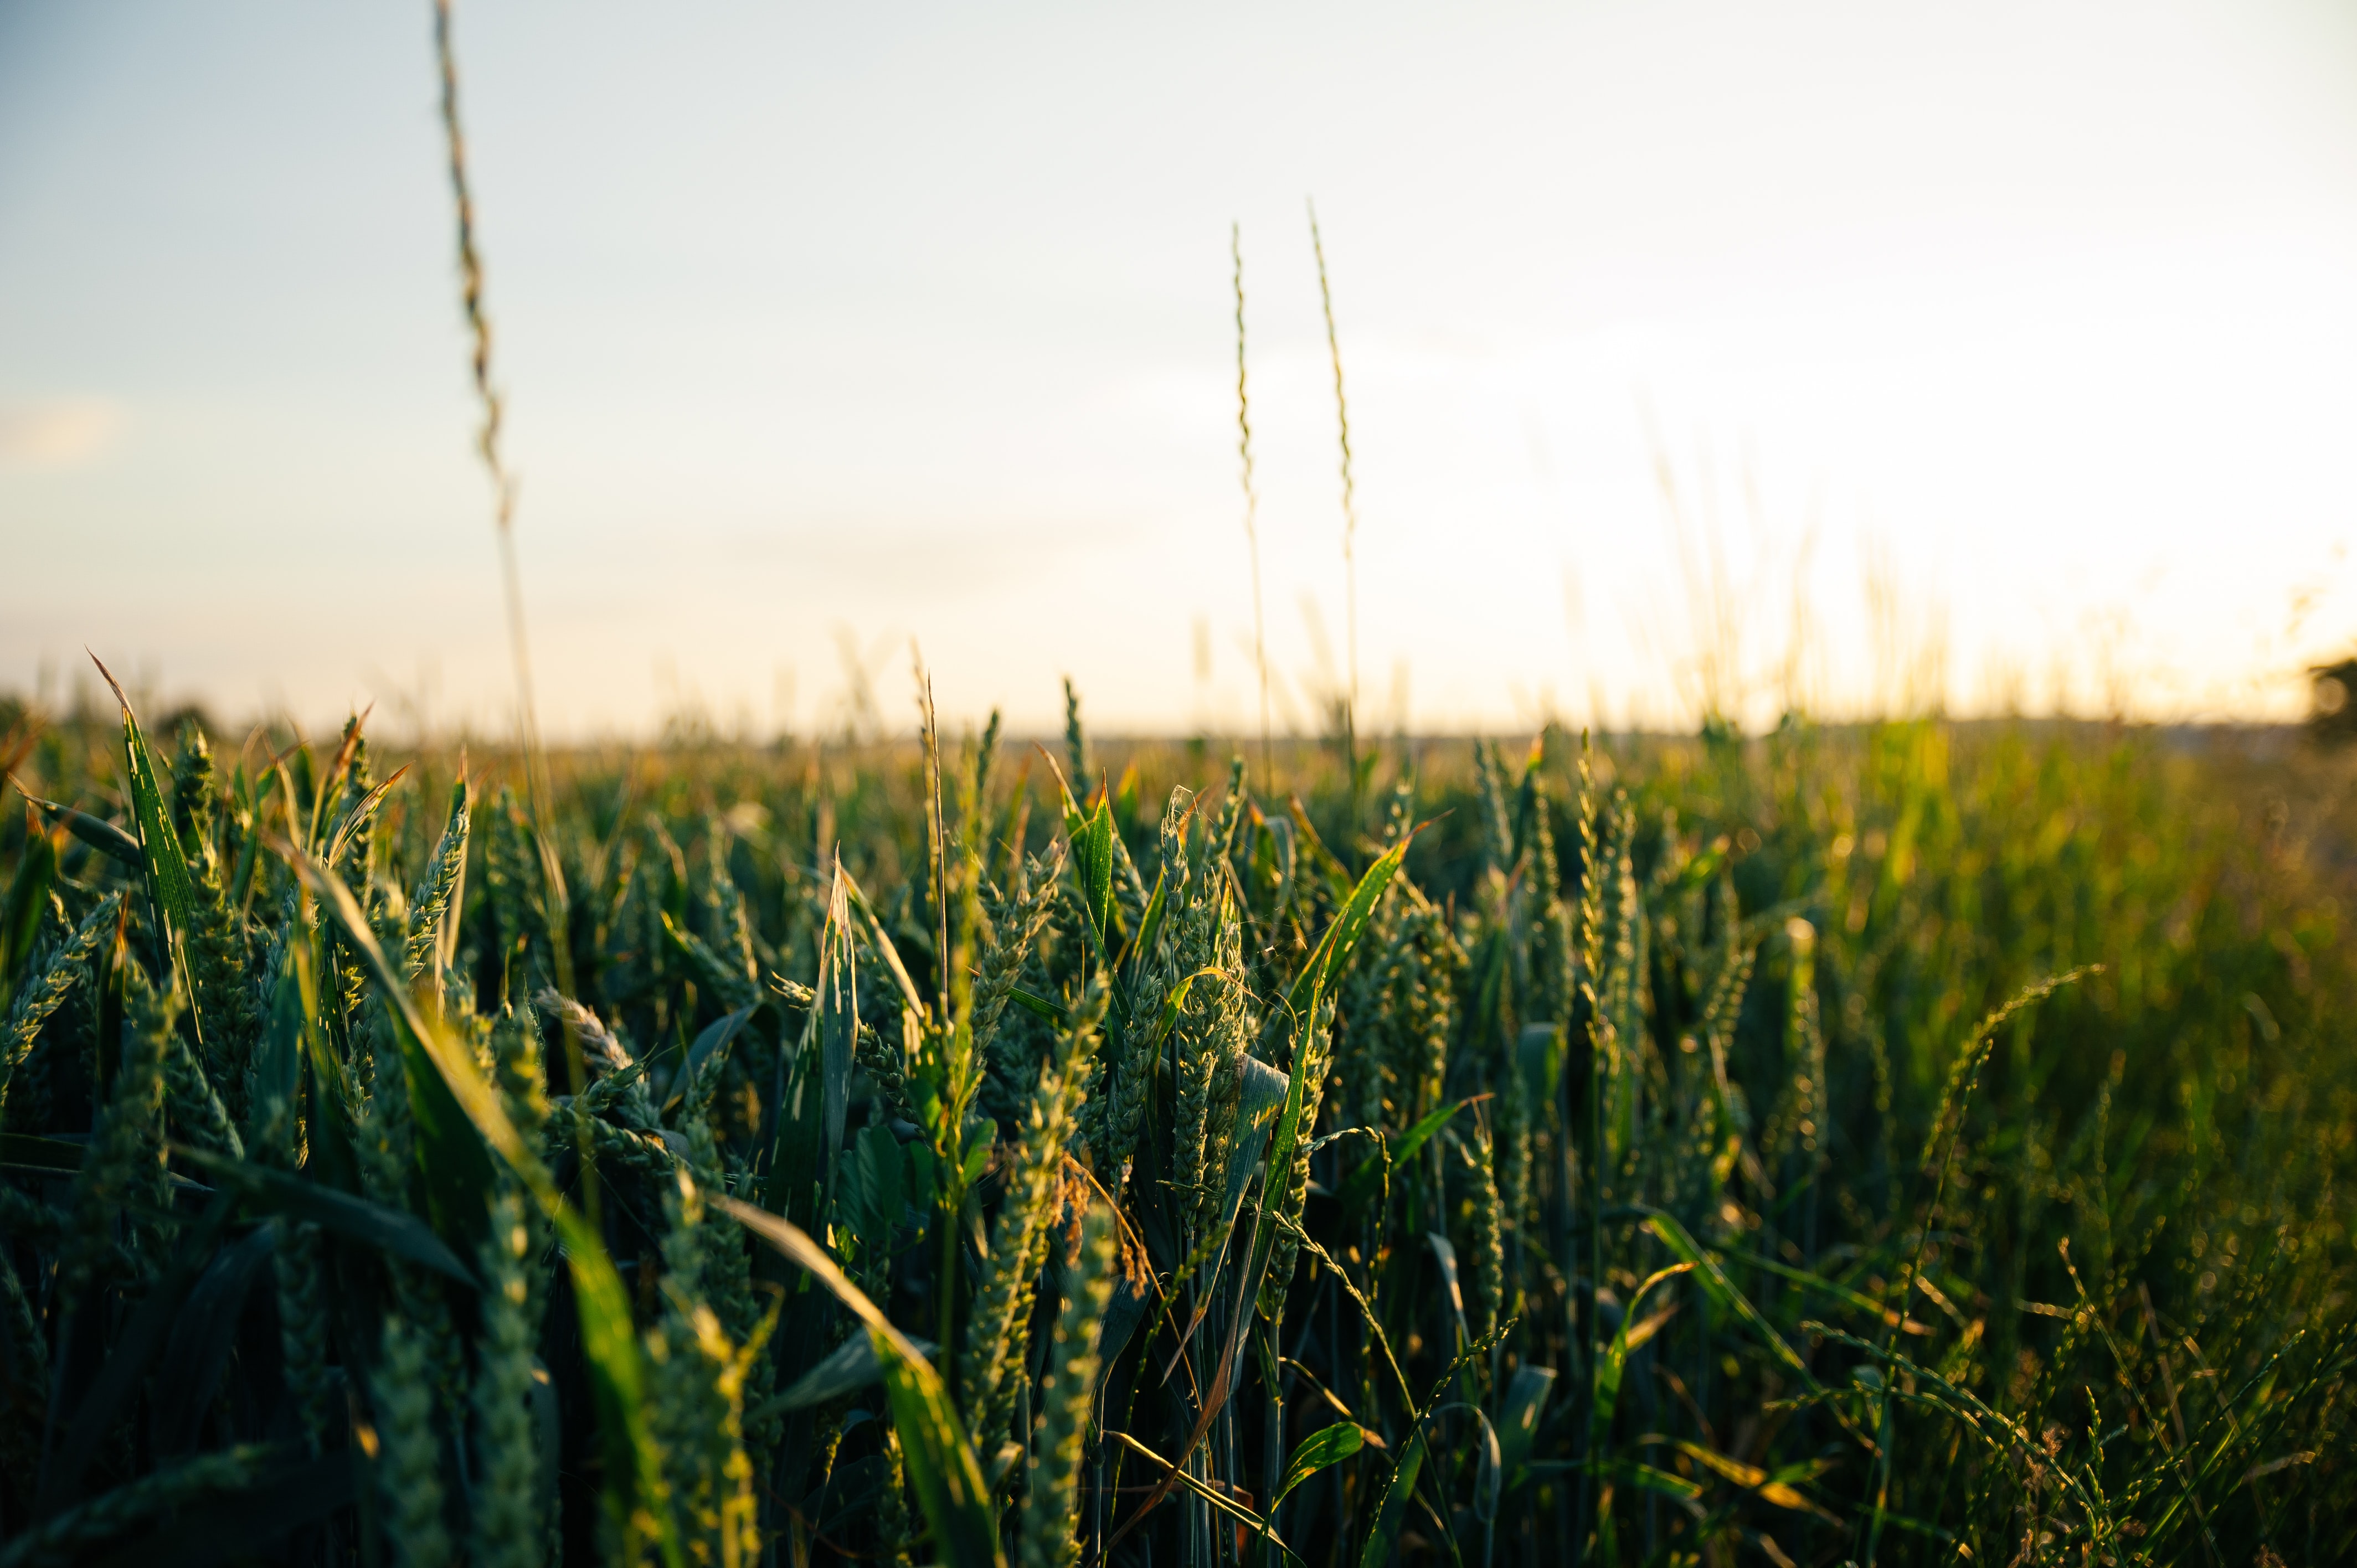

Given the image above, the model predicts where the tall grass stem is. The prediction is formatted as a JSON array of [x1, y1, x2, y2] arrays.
[[433, 0, 591, 1225], [1309, 202, 1358, 790], [1233, 224, 1272, 795], [433, 0, 542, 806]]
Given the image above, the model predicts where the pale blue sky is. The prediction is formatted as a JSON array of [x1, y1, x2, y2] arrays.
[[5, 0, 2357, 736]]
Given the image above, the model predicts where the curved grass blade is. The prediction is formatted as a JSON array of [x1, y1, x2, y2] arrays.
[[661, 1003, 756, 1120], [773, 1332, 941, 1412], [41, 1192, 235, 1517], [1649, 1437, 1839, 1520], [1473, 1408, 1502, 1527], [84, 1451, 357, 1568], [322, 765, 408, 871], [1496, 1364, 1556, 1484], [1005, 984, 1068, 1027], [281, 844, 491, 1249], [1354, 1320, 1512, 1568], [835, 864, 928, 1024], [286, 848, 681, 1568], [1115, 839, 1408, 1551], [1358, 1423, 1428, 1568], [1590, 1262, 1693, 1453], [91, 654, 207, 1045], [1389, 1092, 1477, 1172], [1427, 1232, 1469, 1347], [1640, 1211, 1822, 1395], [13, 785, 143, 871], [1277, 835, 1409, 1030], [1724, 1246, 1932, 1335], [1140, 969, 1210, 1058], [172, 1145, 475, 1285], [1108, 1431, 1306, 1568], [0, 1134, 88, 1176], [1274, 1420, 1366, 1508], [152, 1223, 278, 1456], [1, 815, 61, 1010], [819, 854, 858, 1178], [1603, 1457, 1705, 1506], [718, 1196, 1003, 1568], [1340, 1092, 1480, 1219]]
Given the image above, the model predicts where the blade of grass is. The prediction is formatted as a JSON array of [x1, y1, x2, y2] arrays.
[[0, 816, 62, 1011], [1108, 1430, 1307, 1568], [1233, 221, 1272, 794], [12, 785, 142, 872], [1589, 1263, 1693, 1454], [323, 766, 409, 870], [90, 655, 206, 1044], [151, 1224, 279, 1456], [1274, 1420, 1365, 1508], [819, 853, 857, 1180], [660, 1003, 756, 1120], [719, 1196, 1004, 1568], [173, 1145, 475, 1285], [1112, 839, 1407, 1549], [287, 846, 682, 1568]]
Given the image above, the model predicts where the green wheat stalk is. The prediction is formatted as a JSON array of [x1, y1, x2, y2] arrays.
[[471, 1187, 542, 1568], [963, 976, 1108, 1445], [1021, 1203, 1116, 1568], [374, 1314, 453, 1568]]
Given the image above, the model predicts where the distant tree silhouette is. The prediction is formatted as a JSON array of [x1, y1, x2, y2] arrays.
[[2309, 657, 2357, 742]]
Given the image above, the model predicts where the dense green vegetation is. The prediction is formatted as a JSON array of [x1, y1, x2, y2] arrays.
[[0, 683, 2348, 1566]]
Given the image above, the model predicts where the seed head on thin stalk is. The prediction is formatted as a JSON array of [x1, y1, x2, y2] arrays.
[[434, 0, 591, 1219], [1309, 200, 1358, 797], [434, 0, 537, 792], [1233, 223, 1271, 796]]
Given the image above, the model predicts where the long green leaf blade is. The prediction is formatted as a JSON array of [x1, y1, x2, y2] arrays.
[[0, 817, 60, 1011], [718, 1196, 1005, 1568], [1642, 1212, 1823, 1394], [173, 1145, 476, 1284], [93, 656, 205, 1044], [17, 790, 143, 870], [287, 849, 681, 1568], [1358, 1423, 1428, 1568], [1280, 836, 1409, 1030], [1589, 1262, 1691, 1453], [819, 853, 858, 1178], [1275, 1421, 1366, 1507]]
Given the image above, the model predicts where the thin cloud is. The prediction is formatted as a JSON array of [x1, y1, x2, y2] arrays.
[[0, 398, 124, 469]]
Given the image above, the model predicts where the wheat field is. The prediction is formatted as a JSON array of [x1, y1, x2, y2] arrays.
[[0, 684, 2347, 1567]]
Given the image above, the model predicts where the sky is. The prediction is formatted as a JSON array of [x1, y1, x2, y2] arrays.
[[4, 0, 2357, 739]]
